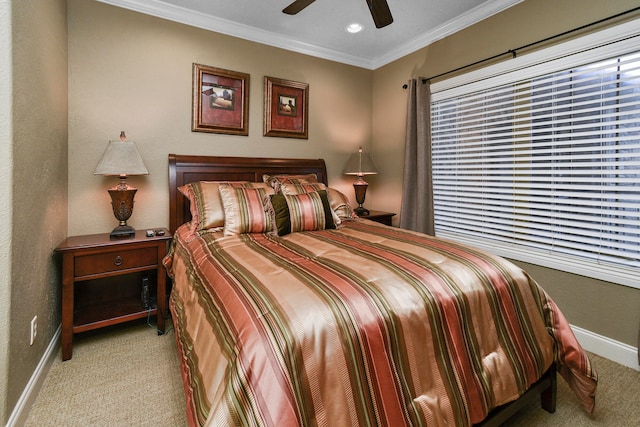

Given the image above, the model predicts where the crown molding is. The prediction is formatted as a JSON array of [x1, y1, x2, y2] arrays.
[[371, 0, 523, 69], [96, 0, 523, 70]]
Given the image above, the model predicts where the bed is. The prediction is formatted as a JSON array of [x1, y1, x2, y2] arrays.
[[164, 154, 597, 427]]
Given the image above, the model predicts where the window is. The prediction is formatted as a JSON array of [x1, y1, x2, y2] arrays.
[[430, 20, 640, 288]]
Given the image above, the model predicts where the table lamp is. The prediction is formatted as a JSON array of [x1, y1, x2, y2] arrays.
[[343, 146, 378, 215], [93, 131, 149, 239]]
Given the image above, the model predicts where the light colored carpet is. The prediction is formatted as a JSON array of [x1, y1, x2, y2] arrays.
[[25, 320, 188, 427], [26, 320, 640, 426]]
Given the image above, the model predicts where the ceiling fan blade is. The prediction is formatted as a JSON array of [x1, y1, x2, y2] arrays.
[[283, 0, 316, 15], [367, 0, 393, 28]]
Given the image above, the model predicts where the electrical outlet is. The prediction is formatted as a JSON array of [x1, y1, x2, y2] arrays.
[[30, 315, 37, 346]]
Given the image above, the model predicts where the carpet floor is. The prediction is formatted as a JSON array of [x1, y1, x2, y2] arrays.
[[25, 320, 639, 426]]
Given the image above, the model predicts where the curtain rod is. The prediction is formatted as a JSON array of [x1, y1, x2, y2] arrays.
[[402, 5, 640, 89]]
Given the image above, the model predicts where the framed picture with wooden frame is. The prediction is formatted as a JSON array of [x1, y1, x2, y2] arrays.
[[192, 63, 249, 136], [264, 76, 309, 139]]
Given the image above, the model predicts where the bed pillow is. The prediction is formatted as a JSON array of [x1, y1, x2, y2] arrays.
[[262, 173, 319, 193], [218, 185, 275, 236], [280, 183, 355, 223], [179, 181, 270, 232], [269, 190, 336, 236], [269, 194, 293, 236], [280, 182, 326, 194], [325, 187, 356, 221]]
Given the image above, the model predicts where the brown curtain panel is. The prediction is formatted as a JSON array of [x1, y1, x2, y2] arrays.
[[400, 78, 434, 235]]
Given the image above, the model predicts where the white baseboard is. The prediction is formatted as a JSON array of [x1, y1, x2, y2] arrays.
[[572, 324, 640, 372], [6, 325, 61, 427]]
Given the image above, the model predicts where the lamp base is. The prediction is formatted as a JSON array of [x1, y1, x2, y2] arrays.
[[353, 206, 370, 216], [352, 180, 369, 217], [110, 224, 135, 240], [107, 184, 137, 240]]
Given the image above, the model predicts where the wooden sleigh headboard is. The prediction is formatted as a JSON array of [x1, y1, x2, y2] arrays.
[[168, 154, 328, 233]]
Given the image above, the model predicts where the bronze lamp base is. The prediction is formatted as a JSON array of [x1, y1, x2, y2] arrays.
[[108, 185, 137, 239], [353, 179, 369, 216]]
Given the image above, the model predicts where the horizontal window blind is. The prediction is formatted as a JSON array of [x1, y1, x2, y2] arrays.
[[431, 32, 640, 288]]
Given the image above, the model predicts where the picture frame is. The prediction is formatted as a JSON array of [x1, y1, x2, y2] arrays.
[[192, 63, 249, 136], [264, 76, 309, 139]]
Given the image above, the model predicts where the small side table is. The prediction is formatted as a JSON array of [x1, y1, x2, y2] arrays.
[[359, 210, 396, 226], [55, 228, 172, 360]]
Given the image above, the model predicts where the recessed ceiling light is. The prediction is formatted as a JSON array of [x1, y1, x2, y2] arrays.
[[346, 23, 363, 34]]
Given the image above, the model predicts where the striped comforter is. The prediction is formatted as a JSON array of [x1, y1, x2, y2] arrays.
[[164, 220, 597, 427]]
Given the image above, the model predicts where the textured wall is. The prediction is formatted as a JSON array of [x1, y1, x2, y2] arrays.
[[371, 0, 640, 349], [0, 0, 13, 422], [67, 0, 373, 237], [6, 0, 68, 422]]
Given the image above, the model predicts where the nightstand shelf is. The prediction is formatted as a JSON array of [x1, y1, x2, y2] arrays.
[[56, 228, 171, 360], [73, 291, 157, 334]]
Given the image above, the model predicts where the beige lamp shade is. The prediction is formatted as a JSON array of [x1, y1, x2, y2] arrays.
[[342, 147, 378, 176], [93, 140, 149, 177]]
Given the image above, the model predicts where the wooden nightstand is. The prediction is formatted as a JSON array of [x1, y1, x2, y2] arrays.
[[55, 228, 172, 361], [359, 210, 396, 226]]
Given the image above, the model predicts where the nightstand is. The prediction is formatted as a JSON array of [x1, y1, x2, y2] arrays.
[[55, 228, 172, 361], [359, 210, 396, 226]]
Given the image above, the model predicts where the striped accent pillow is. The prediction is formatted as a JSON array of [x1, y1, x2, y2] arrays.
[[281, 182, 326, 193], [178, 181, 271, 232], [280, 183, 355, 223], [270, 190, 335, 236], [218, 185, 275, 236]]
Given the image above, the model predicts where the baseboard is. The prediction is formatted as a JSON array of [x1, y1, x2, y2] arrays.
[[572, 324, 640, 372], [6, 325, 61, 427]]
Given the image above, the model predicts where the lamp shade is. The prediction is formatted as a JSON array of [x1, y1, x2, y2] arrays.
[[342, 147, 378, 176], [93, 140, 149, 176]]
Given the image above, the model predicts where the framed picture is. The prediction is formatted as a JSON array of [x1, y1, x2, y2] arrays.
[[264, 76, 309, 139], [192, 64, 249, 135]]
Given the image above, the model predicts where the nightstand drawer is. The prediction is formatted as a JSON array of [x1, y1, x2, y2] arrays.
[[74, 247, 157, 277]]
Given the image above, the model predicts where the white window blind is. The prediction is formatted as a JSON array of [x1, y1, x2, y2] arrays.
[[430, 21, 640, 288]]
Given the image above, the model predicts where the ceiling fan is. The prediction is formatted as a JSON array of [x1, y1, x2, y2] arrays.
[[283, 0, 393, 29]]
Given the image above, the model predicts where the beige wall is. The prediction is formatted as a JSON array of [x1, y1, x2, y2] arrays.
[[67, 0, 373, 237], [3, 0, 68, 423], [371, 0, 640, 348]]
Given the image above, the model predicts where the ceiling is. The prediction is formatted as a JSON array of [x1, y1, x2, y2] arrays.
[[97, 0, 523, 69]]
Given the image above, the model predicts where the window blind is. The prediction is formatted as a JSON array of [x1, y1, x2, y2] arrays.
[[430, 24, 640, 288]]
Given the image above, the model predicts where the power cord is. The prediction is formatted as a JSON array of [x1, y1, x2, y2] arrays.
[[146, 306, 173, 335]]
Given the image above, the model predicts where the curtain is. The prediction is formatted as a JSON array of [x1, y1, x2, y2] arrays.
[[399, 78, 434, 235]]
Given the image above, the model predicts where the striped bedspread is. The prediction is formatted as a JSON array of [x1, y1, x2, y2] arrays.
[[164, 220, 597, 427]]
